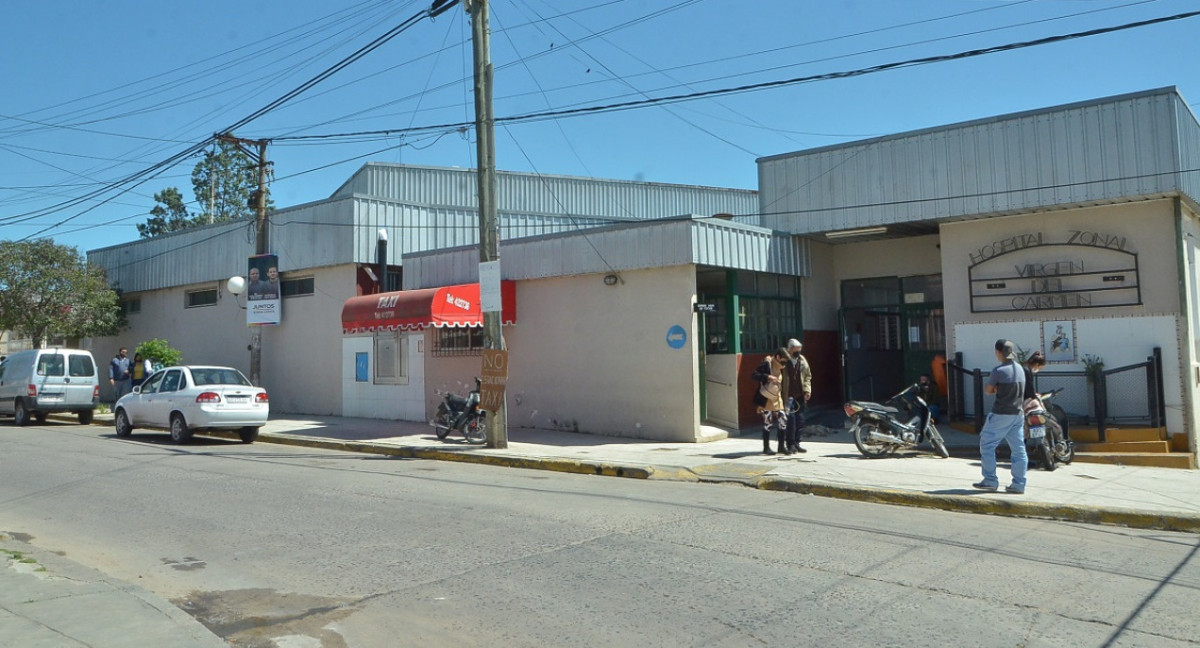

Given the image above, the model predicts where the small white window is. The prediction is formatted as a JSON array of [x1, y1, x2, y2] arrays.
[[374, 333, 408, 385]]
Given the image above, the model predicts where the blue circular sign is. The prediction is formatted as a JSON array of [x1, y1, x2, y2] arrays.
[[666, 325, 687, 349]]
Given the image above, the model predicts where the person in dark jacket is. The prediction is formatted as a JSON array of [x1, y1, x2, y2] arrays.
[[752, 348, 790, 455], [783, 339, 812, 453]]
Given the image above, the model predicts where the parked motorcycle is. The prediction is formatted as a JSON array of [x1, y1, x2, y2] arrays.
[[431, 378, 488, 445], [844, 383, 950, 458], [1025, 387, 1074, 471]]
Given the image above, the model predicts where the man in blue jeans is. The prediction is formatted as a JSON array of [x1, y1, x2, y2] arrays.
[[974, 339, 1028, 494]]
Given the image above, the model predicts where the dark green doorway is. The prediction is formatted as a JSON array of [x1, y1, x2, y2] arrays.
[[839, 274, 944, 403]]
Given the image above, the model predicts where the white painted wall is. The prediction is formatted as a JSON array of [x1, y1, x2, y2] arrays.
[[88, 264, 355, 416], [955, 316, 1184, 433], [944, 200, 1189, 438], [422, 266, 703, 442], [341, 332, 425, 420]]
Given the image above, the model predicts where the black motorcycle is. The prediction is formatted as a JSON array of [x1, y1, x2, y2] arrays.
[[1025, 387, 1074, 471], [431, 378, 488, 445], [844, 383, 950, 458]]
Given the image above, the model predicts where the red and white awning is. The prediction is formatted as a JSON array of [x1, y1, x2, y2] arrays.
[[341, 281, 516, 334]]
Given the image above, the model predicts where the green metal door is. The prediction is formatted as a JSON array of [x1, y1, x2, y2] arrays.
[[900, 303, 945, 385]]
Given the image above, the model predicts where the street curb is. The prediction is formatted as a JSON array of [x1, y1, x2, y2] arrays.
[[753, 478, 1200, 533], [242, 432, 1200, 533], [66, 416, 1200, 533], [214, 431, 655, 479]]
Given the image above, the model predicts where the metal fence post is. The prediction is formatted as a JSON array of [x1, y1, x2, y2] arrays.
[[973, 368, 984, 433], [1146, 352, 1159, 429], [1096, 372, 1108, 443], [1153, 347, 1165, 429], [953, 351, 965, 421]]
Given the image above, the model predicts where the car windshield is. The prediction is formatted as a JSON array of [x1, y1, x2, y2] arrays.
[[190, 368, 251, 386]]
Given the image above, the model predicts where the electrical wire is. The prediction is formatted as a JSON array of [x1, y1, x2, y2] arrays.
[[7, 1, 453, 241]]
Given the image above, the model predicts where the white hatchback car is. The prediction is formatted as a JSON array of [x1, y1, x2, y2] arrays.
[[114, 365, 268, 443]]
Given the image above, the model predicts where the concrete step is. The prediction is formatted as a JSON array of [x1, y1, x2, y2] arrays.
[[1072, 452, 1197, 470], [1069, 427, 1164, 443], [1074, 440, 1172, 454]]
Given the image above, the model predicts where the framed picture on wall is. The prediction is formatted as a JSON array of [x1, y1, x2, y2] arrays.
[[1042, 320, 1076, 363]]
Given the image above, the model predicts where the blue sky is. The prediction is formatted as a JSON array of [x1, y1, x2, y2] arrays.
[[3, 0, 1199, 254]]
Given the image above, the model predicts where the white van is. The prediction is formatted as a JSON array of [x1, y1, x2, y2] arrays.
[[0, 348, 100, 425]]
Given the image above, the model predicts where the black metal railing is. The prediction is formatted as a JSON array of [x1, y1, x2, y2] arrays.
[[946, 348, 1164, 442]]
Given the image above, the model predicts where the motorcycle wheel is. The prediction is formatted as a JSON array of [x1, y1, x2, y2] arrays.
[[1038, 439, 1056, 472], [434, 405, 451, 440], [927, 425, 950, 458], [1048, 419, 1074, 464], [853, 422, 891, 458], [462, 415, 487, 445]]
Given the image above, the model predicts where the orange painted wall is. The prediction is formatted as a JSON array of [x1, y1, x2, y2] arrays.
[[736, 329, 843, 427]]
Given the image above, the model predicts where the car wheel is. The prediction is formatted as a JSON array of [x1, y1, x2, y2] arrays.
[[114, 410, 133, 437], [238, 426, 259, 444], [35, 412, 47, 424], [78, 409, 94, 425], [169, 413, 193, 443], [13, 400, 29, 427]]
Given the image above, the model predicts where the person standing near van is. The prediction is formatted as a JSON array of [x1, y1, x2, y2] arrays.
[[109, 348, 132, 400]]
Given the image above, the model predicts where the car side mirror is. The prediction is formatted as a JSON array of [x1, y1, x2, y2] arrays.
[[132, 386, 142, 394]]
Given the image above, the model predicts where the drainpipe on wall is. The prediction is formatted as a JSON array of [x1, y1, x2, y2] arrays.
[[1176, 198, 1198, 458]]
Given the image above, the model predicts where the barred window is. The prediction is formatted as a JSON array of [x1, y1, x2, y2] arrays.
[[282, 277, 314, 297], [186, 288, 218, 308], [433, 327, 485, 357]]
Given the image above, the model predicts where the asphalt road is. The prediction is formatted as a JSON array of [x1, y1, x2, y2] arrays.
[[3, 421, 1199, 647]]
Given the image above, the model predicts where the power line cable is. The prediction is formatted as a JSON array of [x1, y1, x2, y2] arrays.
[[5, 1, 453, 239], [270, 8, 1200, 145]]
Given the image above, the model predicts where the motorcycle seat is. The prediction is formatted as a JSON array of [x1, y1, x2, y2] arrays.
[[848, 401, 901, 415], [446, 394, 469, 410]]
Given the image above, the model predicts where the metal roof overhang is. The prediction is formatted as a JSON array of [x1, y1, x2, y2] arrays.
[[341, 281, 516, 334]]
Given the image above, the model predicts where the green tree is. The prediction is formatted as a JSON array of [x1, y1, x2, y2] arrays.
[[192, 140, 271, 225], [138, 140, 271, 238], [136, 187, 194, 238], [0, 240, 123, 347], [135, 338, 182, 369]]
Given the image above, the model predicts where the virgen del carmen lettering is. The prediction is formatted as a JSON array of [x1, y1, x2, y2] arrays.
[[968, 229, 1140, 313]]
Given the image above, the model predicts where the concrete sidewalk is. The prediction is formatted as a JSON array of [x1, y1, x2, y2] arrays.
[[239, 407, 1200, 533], [0, 531, 227, 648]]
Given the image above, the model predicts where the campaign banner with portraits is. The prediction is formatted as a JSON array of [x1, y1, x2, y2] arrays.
[[247, 254, 281, 326]]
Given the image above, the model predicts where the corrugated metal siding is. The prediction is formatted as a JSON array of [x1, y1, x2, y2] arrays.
[[88, 198, 357, 292], [91, 165, 762, 292], [758, 88, 1191, 234], [1177, 95, 1200, 206], [351, 198, 634, 265], [333, 163, 758, 220], [88, 220, 256, 293], [402, 220, 807, 289], [273, 197, 356, 270]]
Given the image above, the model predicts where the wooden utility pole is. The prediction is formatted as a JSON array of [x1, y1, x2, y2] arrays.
[[216, 133, 271, 387], [468, 0, 507, 448]]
